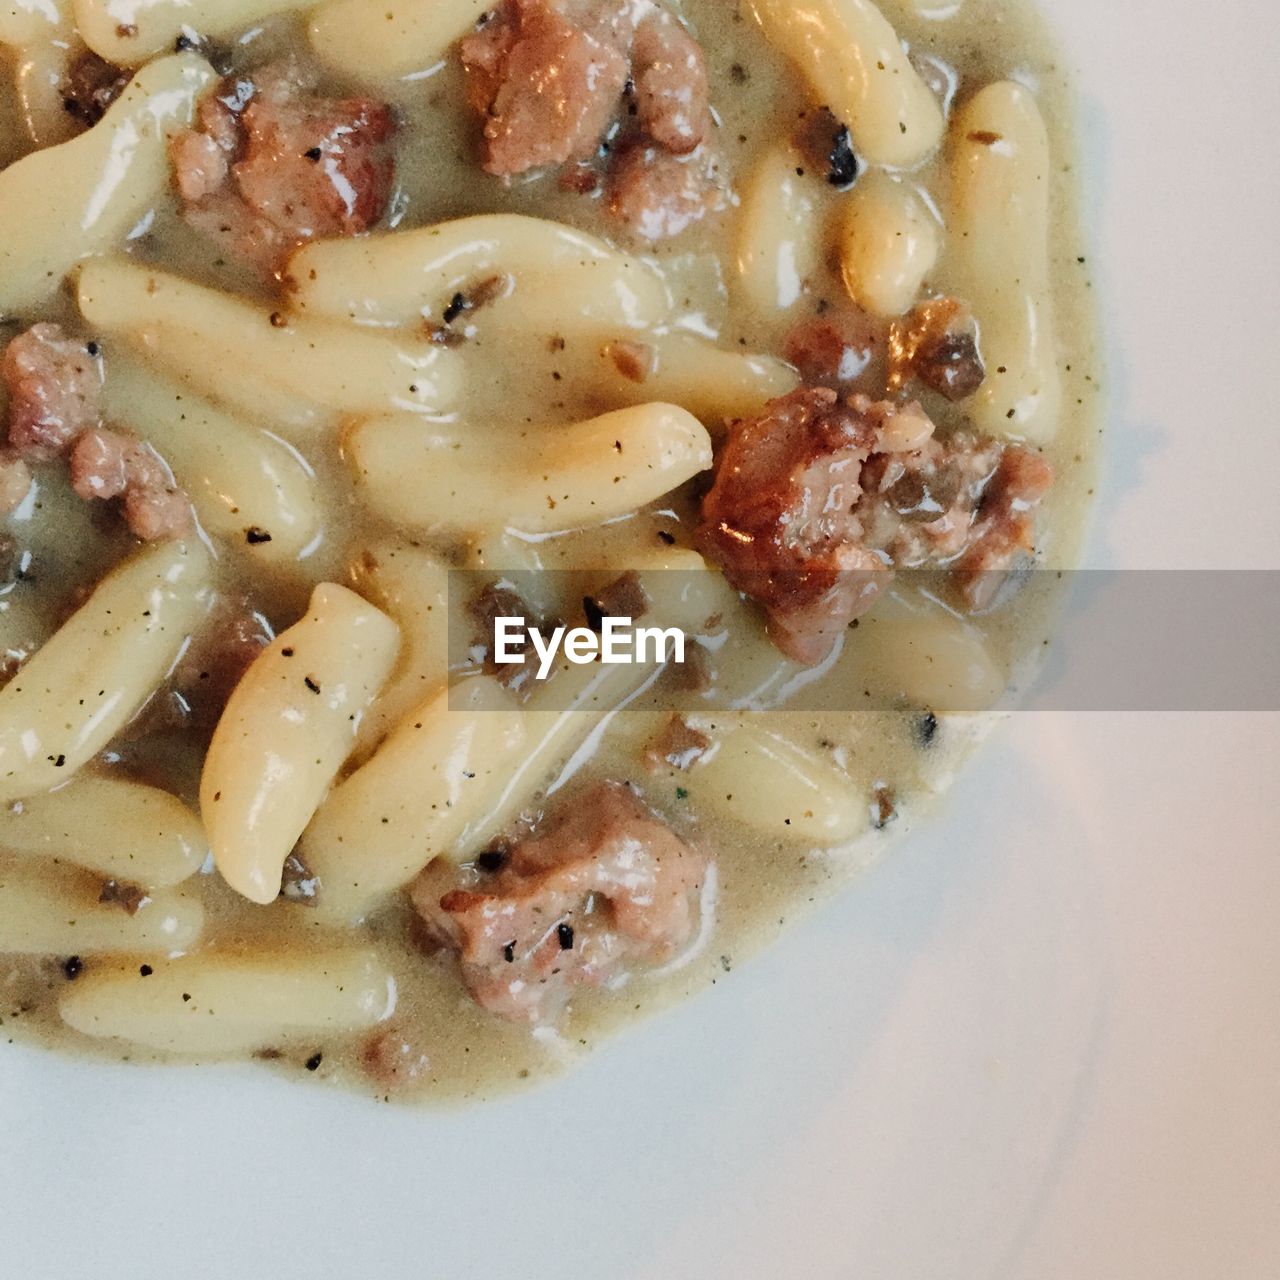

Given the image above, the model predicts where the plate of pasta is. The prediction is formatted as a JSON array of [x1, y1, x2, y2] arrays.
[[1, 0, 1277, 1275]]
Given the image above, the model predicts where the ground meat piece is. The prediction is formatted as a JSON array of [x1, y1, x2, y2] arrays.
[[888, 297, 986, 402], [607, 139, 722, 241], [69, 427, 192, 541], [169, 593, 272, 730], [951, 445, 1054, 610], [412, 780, 709, 1024], [362, 1027, 430, 1090], [696, 387, 895, 665], [859, 430, 1006, 565], [784, 304, 885, 390], [697, 386, 1053, 661], [61, 50, 132, 129], [795, 107, 859, 188], [630, 8, 710, 155], [644, 715, 710, 771], [461, 0, 631, 175], [2, 324, 103, 462], [170, 65, 395, 274], [97, 879, 150, 915], [588, 569, 649, 623]]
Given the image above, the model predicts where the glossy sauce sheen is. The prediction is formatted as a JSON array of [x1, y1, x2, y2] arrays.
[[0, 0, 1101, 1102]]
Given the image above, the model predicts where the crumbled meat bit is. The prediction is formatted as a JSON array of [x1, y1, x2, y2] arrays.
[[167, 594, 272, 730], [951, 445, 1054, 610], [170, 63, 396, 275], [784, 304, 885, 390], [605, 338, 654, 383], [607, 139, 723, 241], [696, 387, 894, 665], [462, 0, 721, 241], [61, 50, 132, 129], [279, 850, 320, 905], [461, 0, 630, 175], [630, 7, 710, 155], [98, 879, 150, 915], [589, 569, 650, 622], [2, 324, 104, 462], [69, 427, 193, 541], [411, 780, 710, 1023], [871, 784, 896, 828], [644, 715, 710, 770], [362, 1027, 430, 1089], [796, 107, 860, 188], [888, 297, 986, 402], [696, 386, 1054, 662]]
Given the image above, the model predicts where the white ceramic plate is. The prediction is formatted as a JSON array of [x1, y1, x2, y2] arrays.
[[3, 2, 1278, 1276]]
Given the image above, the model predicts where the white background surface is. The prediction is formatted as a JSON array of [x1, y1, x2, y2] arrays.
[[2, 1, 1278, 1276]]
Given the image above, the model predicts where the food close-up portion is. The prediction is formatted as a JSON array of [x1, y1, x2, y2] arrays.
[[0, 0, 1099, 1102]]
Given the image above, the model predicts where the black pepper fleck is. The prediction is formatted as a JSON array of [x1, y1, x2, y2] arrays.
[[245, 527, 273, 544], [139, 964, 153, 976], [502, 942, 516, 963], [303, 676, 321, 694], [557, 922, 574, 950], [476, 849, 507, 872], [305, 1052, 323, 1071], [62, 956, 83, 980]]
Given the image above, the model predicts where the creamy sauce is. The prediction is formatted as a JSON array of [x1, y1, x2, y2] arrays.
[[0, 0, 1101, 1102]]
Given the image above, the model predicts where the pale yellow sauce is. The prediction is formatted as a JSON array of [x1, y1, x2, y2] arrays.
[[0, 0, 1101, 1102]]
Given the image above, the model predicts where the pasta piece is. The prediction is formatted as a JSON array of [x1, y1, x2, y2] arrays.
[[285, 214, 670, 332], [59, 948, 396, 1054], [592, 333, 799, 426], [78, 258, 461, 434], [0, 774, 206, 888], [747, 0, 944, 167], [842, 610, 1006, 710], [350, 539, 451, 754], [0, 860, 204, 954], [299, 676, 527, 921], [200, 584, 400, 905], [74, 0, 311, 62], [310, 0, 490, 83], [735, 143, 825, 314], [348, 404, 712, 535], [0, 53, 216, 312], [13, 40, 80, 148], [103, 359, 322, 565], [948, 82, 1061, 442], [0, 540, 213, 805], [685, 718, 868, 845], [839, 172, 941, 317]]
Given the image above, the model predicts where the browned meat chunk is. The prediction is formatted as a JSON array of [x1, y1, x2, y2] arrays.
[[644, 715, 710, 771], [412, 781, 709, 1024], [61, 50, 132, 129], [462, 0, 630, 175], [784, 304, 885, 390], [2, 324, 103, 462], [169, 593, 273, 729], [630, 8, 710, 155], [952, 446, 1054, 610], [888, 297, 986, 402], [69, 427, 192, 541], [697, 387, 1053, 663], [462, 0, 721, 240], [170, 65, 395, 274], [607, 140, 722, 241], [696, 387, 894, 665], [361, 1027, 430, 1090]]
